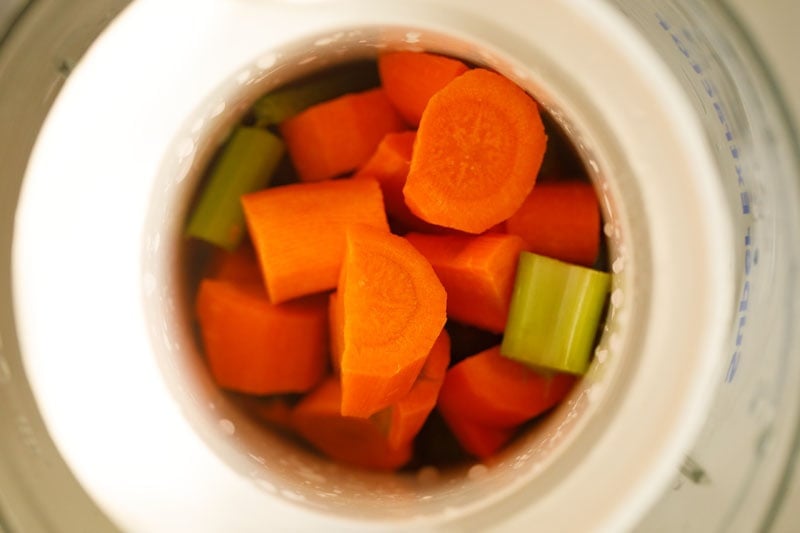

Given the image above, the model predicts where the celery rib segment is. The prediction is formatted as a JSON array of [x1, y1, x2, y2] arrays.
[[501, 252, 610, 375], [186, 127, 284, 250]]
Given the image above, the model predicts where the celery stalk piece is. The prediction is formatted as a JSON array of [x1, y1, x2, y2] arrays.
[[186, 127, 284, 250], [251, 62, 380, 126], [501, 252, 610, 375]]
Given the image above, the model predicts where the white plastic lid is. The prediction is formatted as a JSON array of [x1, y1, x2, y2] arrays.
[[13, 0, 734, 531]]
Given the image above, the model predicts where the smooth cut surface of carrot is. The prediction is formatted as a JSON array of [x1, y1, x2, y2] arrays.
[[241, 178, 389, 303], [291, 378, 413, 470], [195, 279, 329, 395], [338, 224, 447, 418], [435, 409, 516, 460], [378, 51, 469, 126], [437, 346, 575, 429], [382, 330, 451, 450], [506, 181, 601, 266], [279, 88, 405, 182], [404, 68, 546, 233], [405, 233, 527, 333]]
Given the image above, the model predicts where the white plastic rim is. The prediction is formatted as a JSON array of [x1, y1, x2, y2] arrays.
[[12, 0, 734, 532]]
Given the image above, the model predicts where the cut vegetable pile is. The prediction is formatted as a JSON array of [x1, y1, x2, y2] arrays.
[[188, 52, 611, 470]]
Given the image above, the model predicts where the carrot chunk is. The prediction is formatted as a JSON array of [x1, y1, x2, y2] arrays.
[[328, 291, 345, 372], [195, 279, 329, 395], [278, 88, 405, 182], [378, 51, 469, 126], [291, 378, 413, 470], [506, 181, 601, 266], [338, 224, 447, 418], [241, 178, 389, 303], [382, 330, 451, 450], [405, 233, 527, 333], [404, 68, 547, 233], [210, 243, 262, 285], [437, 346, 574, 429], [435, 409, 516, 460], [353, 131, 442, 233]]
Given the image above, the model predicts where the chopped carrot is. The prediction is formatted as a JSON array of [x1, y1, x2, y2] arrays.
[[436, 346, 575, 429], [405, 233, 527, 333], [435, 409, 516, 460], [353, 131, 442, 233], [328, 291, 345, 372], [195, 279, 329, 395], [378, 51, 469, 126], [241, 178, 389, 303], [505, 181, 601, 266], [278, 88, 405, 182], [209, 243, 262, 285], [338, 224, 447, 418], [382, 330, 451, 450], [291, 378, 413, 470], [404, 68, 547, 233]]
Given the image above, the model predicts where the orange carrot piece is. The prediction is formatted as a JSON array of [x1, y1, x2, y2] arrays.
[[195, 279, 329, 394], [338, 224, 447, 418], [353, 131, 441, 233], [436, 409, 516, 460], [328, 291, 345, 372], [405, 233, 527, 333], [505, 180, 601, 266], [241, 178, 389, 303], [437, 346, 575, 429], [378, 51, 469, 126], [291, 378, 413, 470], [210, 243, 262, 285], [278, 88, 405, 182], [404, 68, 547, 233], [383, 330, 451, 450]]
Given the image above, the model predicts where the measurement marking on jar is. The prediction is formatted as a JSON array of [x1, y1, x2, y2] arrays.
[[726, 227, 752, 382], [655, 13, 752, 217], [657, 13, 757, 382]]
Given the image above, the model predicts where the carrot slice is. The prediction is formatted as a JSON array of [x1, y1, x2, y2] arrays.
[[195, 279, 329, 395], [405, 233, 527, 333], [436, 409, 516, 460], [378, 51, 469, 126], [382, 330, 451, 450], [506, 181, 601, 266], [338, 224, 447, 418], [241, 178, 389, 303], [278, 88, 405, 182], [291, 378, 413, 470], [437, 346, 575, 429], [404, 68, 546, 233]]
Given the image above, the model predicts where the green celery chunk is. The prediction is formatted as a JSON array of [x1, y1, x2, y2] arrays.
[[501, 252, 610, 375], [186, 127, 284, 250], [251, 62, 380, 126]]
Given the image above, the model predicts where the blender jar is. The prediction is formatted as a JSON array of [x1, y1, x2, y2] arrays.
[[5, 0, 800, 532]]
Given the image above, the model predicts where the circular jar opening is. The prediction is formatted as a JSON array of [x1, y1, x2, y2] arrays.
[[142, 25, 636, 523]]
